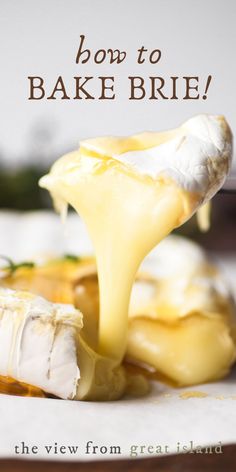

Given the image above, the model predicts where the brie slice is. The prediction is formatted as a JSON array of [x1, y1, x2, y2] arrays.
[[81, 114, 233, 207], [0, 288, 82, 399], [128, 235, 236, 386]]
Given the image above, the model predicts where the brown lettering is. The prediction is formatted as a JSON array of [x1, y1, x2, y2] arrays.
[[47, 76, 70, 100], [129, 77, 145, 99], [149, 49, 161, 64], [137, 47, 148, 64], [73, 76, 94, 99], [75, 34, 91, 64], [94, 50, 106, 64], [170, 76, 179, 99], [108, 49, 126, 64], [28, 76, 45, 100], [183, 77, 199, 99], [150, 77, 168, 99], [99, 77, 115, 99]]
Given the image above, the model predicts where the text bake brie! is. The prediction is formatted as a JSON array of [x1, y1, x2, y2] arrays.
[[0, 288, 82, 399]]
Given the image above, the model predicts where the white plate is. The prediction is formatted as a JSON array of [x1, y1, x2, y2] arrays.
[[0, 210, 236, 462]]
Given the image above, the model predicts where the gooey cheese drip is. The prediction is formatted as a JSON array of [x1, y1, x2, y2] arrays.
[[40, 114, 232, 396], [40, 158, 192, 360]]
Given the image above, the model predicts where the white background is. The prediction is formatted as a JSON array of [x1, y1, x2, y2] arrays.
[[0, 0, 235, 166]]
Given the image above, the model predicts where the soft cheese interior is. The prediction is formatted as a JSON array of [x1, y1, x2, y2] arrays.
[[127, 235, 236, 385], [0, 287, 127, 400], [0, 288, 82, 399], [72, 235, 236, 387]]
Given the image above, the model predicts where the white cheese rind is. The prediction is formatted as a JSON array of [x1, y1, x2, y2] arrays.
[[141, 234, 207, 279], [130, 235, 233, 320], [81, 114, 233, 204], [0, 288, 83, 399]]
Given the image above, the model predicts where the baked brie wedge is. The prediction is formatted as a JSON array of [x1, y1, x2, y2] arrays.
[[0, 288, 82, 399], [128, 235, 236, 386], [1, 113, 232, 401], [40, 113, 233, 364], [0, 287, 126, 400]]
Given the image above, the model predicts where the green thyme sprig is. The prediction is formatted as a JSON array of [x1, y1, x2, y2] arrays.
[[63, 254, 81, 262], [0, 256, 35, 277]]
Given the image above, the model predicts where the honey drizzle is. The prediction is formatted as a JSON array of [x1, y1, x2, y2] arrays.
[[0, 375, 46, 397]]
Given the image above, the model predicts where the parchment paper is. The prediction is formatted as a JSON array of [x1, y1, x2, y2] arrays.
[[0, 211, 235, 461]]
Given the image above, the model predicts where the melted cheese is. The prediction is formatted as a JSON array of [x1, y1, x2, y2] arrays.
[[196, 202, 211, 232], [0, 288, 82, 399], [66, 235, 236, 387], [0, 286, 127, 400], [40, 156, 192, 360], [39, 114, 232, 398], [127, 235, 236, 386]]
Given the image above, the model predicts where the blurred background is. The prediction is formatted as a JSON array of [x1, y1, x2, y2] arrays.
[[0, 0, 235, 250]]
